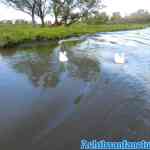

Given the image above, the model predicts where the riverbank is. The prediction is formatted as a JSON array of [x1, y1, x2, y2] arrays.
[[0, 23, 147, 48]]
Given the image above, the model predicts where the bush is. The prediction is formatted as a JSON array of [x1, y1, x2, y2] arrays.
[[85, 12, 109, 25]]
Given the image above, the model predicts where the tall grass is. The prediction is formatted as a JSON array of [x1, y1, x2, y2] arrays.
[[0, 23, 146, 48]]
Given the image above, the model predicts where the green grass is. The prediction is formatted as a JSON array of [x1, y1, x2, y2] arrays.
[[0, 23, 147, 48]]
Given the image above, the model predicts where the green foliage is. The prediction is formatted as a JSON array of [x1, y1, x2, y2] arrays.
[[0, 23, 146, 48], [2, 0, 104, 26], [109, 9, 150, 24], [51, 0, 104, 25], [85, 12, 109, 24], [110, 12, 122, 22], [125, 9, 150, 23]]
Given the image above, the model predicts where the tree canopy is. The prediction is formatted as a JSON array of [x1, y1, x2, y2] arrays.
[[1, 0, 105, 26]]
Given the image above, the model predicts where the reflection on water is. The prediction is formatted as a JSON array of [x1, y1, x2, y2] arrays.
[[12, 50, 60, 88], [1, 28, 150, 150], [0, 41, 100, 150]]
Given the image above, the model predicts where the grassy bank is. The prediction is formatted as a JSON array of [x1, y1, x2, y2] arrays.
[[0, 23, 146, 48]]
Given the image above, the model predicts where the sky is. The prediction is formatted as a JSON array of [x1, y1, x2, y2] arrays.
[[0, 0, 150, 21], [104, 0, 150, 16]]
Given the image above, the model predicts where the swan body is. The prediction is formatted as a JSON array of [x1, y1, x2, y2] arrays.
[[59, 51, 68, 62], [114, 53, 125, 64]]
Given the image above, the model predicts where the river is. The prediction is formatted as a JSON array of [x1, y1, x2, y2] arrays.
[[0, 28, 150, 150]]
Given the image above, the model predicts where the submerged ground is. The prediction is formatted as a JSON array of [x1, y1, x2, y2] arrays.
[[0, 28, 150, 150]]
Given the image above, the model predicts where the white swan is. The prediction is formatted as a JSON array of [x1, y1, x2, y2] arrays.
[[114, 53, 125, 64], [59, 51, 68, 62]]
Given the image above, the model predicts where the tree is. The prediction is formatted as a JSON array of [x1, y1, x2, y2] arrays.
[[51, 0, 104, 25], [123, 9, 150, 23], [60, 0, 80, 25], [51, 0, 80, 25], [1, 0, 37, 25], [35, 0, 50, 26], [79, 0, 105, 20], [110, 12, 122, 23], [1, 0, 50, 26], [51, 0, 62, 24], [85, 12, 109, 24], [134, 9, 149, 16]]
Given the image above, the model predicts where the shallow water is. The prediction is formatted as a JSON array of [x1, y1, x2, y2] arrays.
[[1, 28, 150, 150]]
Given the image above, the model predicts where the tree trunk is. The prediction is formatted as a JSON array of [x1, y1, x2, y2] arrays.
[[40, 16, 45, 27], [54, 14, 58, 25], [32, 13, 36, 26], [31, 3, 36, 26]]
